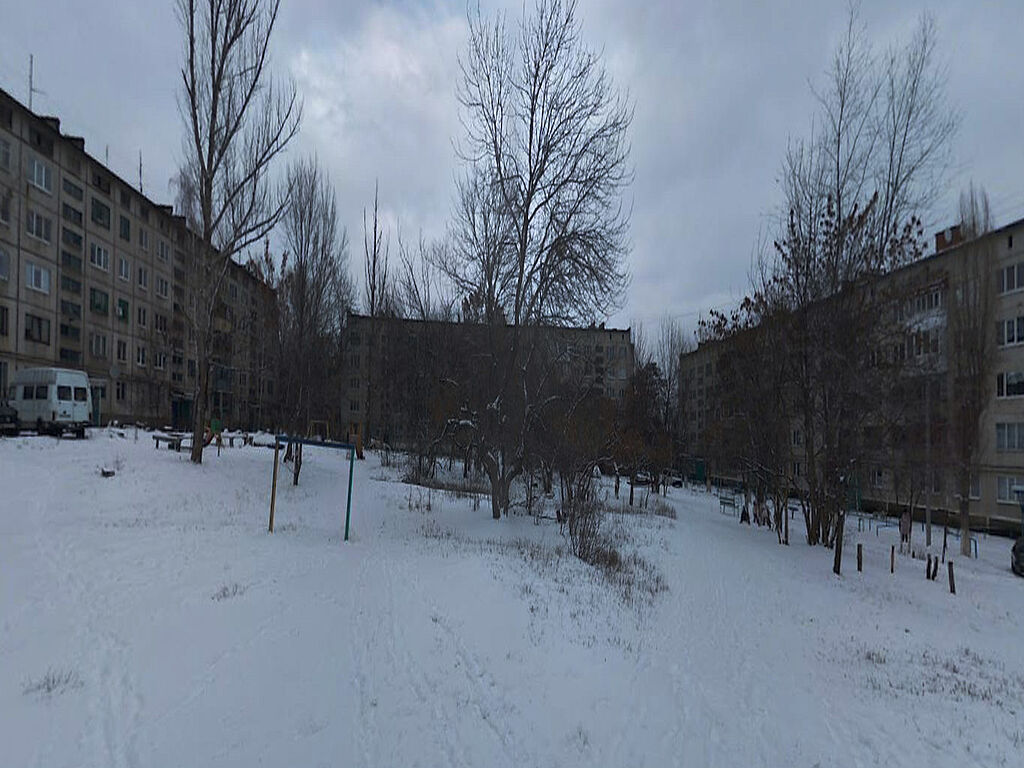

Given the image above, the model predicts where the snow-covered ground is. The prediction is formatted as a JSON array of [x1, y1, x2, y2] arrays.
[[2, 430, 1023, 767]]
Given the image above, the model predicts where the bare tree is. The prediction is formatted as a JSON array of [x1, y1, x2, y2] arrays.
[[278, 156, 352, 483], [947, 185, 994, 557], [654, 315, 688, 462], [175, 0, 300, 463], [450, 0, 632, 519], [359, 181, 393, 448]]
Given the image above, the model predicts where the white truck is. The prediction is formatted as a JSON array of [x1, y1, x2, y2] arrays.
[[7, 367, 93, 437]]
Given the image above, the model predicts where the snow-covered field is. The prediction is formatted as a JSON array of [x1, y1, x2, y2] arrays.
[[2, 430, 1023, 767]]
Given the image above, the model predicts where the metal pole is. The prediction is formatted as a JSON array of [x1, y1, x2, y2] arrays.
[[344, 447, 355, 542], [268, 439, 280, 533]]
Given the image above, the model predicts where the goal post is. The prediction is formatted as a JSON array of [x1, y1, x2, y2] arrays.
[[268, 434, 357, 542]]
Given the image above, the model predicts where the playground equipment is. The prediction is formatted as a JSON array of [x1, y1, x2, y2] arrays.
[[268, 434, 357, 542]]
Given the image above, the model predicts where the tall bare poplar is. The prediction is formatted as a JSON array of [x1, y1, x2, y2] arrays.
[[175, 0, 300, 463], [947, 185, 994, 557], [451, 0, 632, 519]]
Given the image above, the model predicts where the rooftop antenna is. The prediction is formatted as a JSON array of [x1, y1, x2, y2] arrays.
[[28, 54, 46, 111], [138, 150, 144, 193]]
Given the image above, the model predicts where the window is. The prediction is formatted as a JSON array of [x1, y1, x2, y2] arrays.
[[117, 298, 130, 322], [61, 275, 82, 294], [118, 255, 130, 281], [116, 381, 126, 402], [136, 345, 146, 367], [156, 276, 169, 299], [74, 387, 88, 402], [996, 423, 1024, 453], [157, 240, 169, 262], [120, 189, 131, 209], [25, 262, 51, 294], [60, 300, 81, 319], [90, 288, 109, 315], [139, 228, 149, 251], [137, 266, 148, 290], [90, 242, 110, 271], [92, 171, 111, 195], [137, 306, 147, 328], [90, 333, 108, 359], [350, 400, 361, 412], [996, 316, 1024, 347], [62, 227, 83, 250], [60, 323, 80, 341], [998, 262, 1024, 294], [60, 345, 82, 364], [996, 476, 1024, 504], [91, 198, 111, 229], [57, 385, 72, 401], [1, 191, 10, 225], [155, 351, 166, 370], [26, 208, 53, 242], [116, 339, 127, 362], [155, 313, 167, 333], [62, 251, 82, 273], [792, 429, 803, 446], [997, 372, 1024, 398], [119, 215, 130, 241], [0, 138, 9, 170], [0, 306, 7, 336], [229, 281, 238, 301], [62, 202, 83, 227], [28, 155, 53, 193], [871, 469, 886, 488], [0, 247, 8, 281], [63, 177, 84, 201], [24, 313, 51, 345], [34, 385, 48, 399]]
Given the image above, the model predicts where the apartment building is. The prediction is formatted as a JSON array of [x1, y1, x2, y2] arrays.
[[343, 313, 634, 445], [0, 88, 275, 429], [679, 216, 1024, 529]]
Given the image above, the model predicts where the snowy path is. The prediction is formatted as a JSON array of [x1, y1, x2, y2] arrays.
[[2, 433, 1023, 766]]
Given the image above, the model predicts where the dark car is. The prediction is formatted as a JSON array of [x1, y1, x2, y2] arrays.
[[1013, 537, 1024, 577], [0, 399, 19, 436]]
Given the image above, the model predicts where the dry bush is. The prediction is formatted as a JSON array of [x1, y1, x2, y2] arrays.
[[23, 668, 82, 697]]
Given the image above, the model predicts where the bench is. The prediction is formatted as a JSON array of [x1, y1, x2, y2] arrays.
[[153, 434, 185, 451], [719, 494, 739, 516]]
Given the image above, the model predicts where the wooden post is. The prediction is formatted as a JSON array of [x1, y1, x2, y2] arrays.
[[926, 554, 931, 579], [857, 543, 863, 572], [268, 439, 280, 533], [890, 545, 895, 574], [947, 560, 956, 595]]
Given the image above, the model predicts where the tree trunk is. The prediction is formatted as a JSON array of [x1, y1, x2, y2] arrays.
[[292, 442, 303, 486], [959, 496, 971, 558], [190, 355, 210, 464], [832, 509, 845, 575]]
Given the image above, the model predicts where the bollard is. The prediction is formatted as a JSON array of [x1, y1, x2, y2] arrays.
[[947, 560, 956, 595], [857, 543, 863, 572], [926, 554, 931, 579], [890, 545, 895, 574]]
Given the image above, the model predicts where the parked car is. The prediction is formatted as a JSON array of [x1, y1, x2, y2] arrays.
[[0, 398, 19, 435], [8, 367, 92, 437], [1012, 537, 1024, 577]]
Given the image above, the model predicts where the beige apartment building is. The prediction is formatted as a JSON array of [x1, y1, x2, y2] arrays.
[[0, 88, 276, 429], [680, 218, 1024, 530], [343, 313, 634, 446]]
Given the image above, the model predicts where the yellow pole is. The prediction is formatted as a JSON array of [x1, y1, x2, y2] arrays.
[[268, 439, 280, 533]]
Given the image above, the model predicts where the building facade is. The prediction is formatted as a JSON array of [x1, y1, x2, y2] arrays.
[[0, 88, 275, 429], [343, 313, 634, 445], [680, 217, 1024, 530]]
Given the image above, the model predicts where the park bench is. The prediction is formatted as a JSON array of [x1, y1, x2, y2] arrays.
[[152, 434, 185, 451], [719, 494, 739, 516]]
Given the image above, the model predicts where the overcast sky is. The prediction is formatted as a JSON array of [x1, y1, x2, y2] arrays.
[[2, 0, 1022, 333]]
